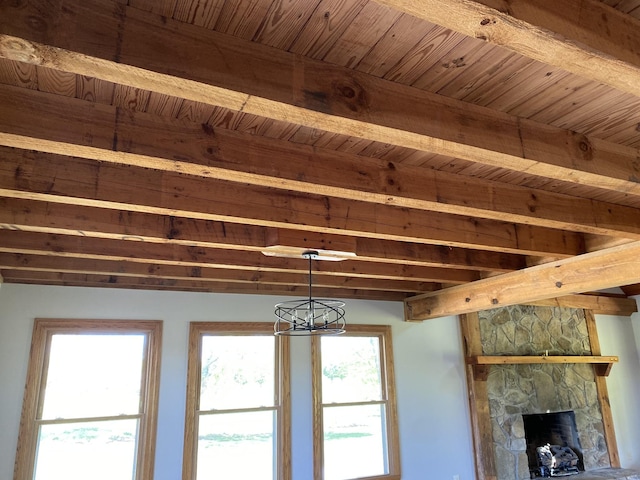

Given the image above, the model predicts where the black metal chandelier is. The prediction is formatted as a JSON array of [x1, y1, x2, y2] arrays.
[[274, 250, 346, 336]]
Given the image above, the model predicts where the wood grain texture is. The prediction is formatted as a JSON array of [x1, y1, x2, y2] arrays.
[[376, 0, 640, 98], [406, 241, 640, 320], [584, 309, 621, 468], [1, 0, 640, 303], [1, 85, 638, 238], [0, 197, 524, 273], [0, 229, 471, 284], [460, 312, 497, 480], [0, 148, 584, 257], [2, 1, 640, 194]]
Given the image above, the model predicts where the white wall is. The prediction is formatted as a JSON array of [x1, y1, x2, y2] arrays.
[[0, 284, 476, 480], [596, 310, 640, 470]]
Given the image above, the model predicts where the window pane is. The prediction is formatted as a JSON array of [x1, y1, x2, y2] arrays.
[[321, 336, 382, 403], [42, 334, 145, 419], [197, 410, 276, 480], [200, 335, 275, 410], [34, 419, 138, 480], [323, 404, 387, 480]]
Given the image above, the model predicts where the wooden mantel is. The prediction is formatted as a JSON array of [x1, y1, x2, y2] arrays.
[[467, 354, 619, 380]]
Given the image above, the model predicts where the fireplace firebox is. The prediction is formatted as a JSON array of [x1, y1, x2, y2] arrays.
[[523, 411, 584, 477]]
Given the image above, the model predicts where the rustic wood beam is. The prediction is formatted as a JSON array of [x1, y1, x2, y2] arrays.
[[0, 269, 410, 301], [523, 295, 638, 316], [1, 1, 640, 193], [405, 241, 640, 320], [460, 312, 497, 480], [0, 197, 525, 273], [0, 252, 434, 293], [621, 284, 640, 297], [584, 310, 621, 468], [376, 0, 640, 98], [0, 230, 477, 284], [0, 149, 584, 257], [0, 86, 639, 238]]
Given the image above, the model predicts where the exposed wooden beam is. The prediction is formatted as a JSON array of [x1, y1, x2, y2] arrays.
[[1, 85, 639, 238], [405, 241, 640, 320], [376, 0, 640, 98], [0, 230, 478, 284], [1, 0, 640, 193], [460, 312, 497, 480], [0, 197, 526, 272], [584, 310, 621, 467], [0, 253, 435, 293], [621, 284, 640, 297], [0, 148, 585, 256], [525, 295, 638, 317], [0, 269, 410, 301]]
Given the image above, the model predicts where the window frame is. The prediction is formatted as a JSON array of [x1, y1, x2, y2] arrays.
[[182, 322, 291, 480], [312, 324, 401, 480], [13, 318, 163, 480]]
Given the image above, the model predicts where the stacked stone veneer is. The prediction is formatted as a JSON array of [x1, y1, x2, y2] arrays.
[[478, 305, 610, 480]]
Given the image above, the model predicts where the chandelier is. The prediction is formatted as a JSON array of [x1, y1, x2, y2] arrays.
[[274, 250, 346, 336]]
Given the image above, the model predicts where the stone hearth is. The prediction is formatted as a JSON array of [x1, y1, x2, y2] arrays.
[[572, 468, 640, 479]]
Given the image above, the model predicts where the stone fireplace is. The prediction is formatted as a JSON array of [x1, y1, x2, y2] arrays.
[[477, 305, 610, 479]]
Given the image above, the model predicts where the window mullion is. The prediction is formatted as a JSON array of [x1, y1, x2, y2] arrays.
[[322, 400, 387, 408], [36, 413, 143, 425], [197, 405, 277, 416]]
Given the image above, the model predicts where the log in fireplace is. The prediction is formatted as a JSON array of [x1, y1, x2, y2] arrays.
[[524, 411, 584, 477]]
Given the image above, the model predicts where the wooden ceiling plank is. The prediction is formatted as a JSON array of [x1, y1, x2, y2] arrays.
[[2, 1, 640, 193], [0, 149, 584, 256], [172, 0, 223, 28], [321, 1, 402, 68], [288, 0, 368, 59], [405, 241, 640, 320], [382, 23, 464, 86], [209, 0, 272, 41], [1, 86, 638, 240], [375, 0, 640, 98], [0, 197, 525, 272], [0, 230, 480, 284]]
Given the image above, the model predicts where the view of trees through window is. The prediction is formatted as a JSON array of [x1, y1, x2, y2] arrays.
[[186, 328, 288, 480], [14, 320, 161, 480], [314, 327, 399, 480], [18, 321, 397, 480], [35, 334, 145, 480]]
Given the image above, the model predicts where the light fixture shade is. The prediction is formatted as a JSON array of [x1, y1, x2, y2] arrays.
[[274, 298, 346, 336], [273, 250, 346, 336]]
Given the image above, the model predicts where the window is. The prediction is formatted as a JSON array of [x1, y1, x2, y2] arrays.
[[183, 322, 290, 480], [13, 319, 162, 480], [312, 325, 400, 480]]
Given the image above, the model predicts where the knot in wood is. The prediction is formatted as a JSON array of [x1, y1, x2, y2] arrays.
[[331, 78, 369, 113], [26, 15, 49, 33], [0, 36, 41, 65]]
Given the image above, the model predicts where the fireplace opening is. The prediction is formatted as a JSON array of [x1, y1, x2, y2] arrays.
[[523, 411, 584, 478]]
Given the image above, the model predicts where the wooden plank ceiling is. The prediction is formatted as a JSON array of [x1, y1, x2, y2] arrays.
[[1, 0, 640, 319]]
